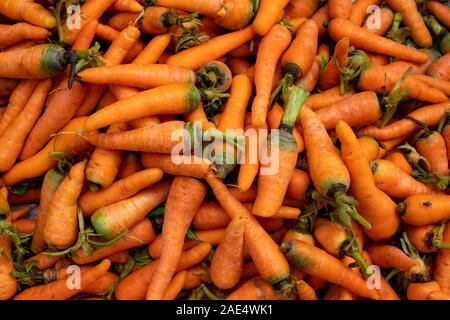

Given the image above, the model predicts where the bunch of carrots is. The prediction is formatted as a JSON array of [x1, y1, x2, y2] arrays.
[[0, 0, 449, 301]]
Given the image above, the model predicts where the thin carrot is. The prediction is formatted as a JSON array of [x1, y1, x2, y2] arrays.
[[357, 136, 380, 161], [296, 280, 318, 300], [252, 23, 292, 127], [107, 250, 129, 264], [400, 194, 450, 226], [192, 201, 230, 230], [141, 153, 212, 179], [362, 251, 400, 300], [24, 253, 61, 270], [415, 131, 449, 176], [72, 218, 156, 265], [146, 177, 207, 300], [0, 0, 56, 29], [14, 259, 111, 300], [12, 218, 35, 234], [43, 161, 86, 249], [211, 216, 245, 289], [226, 277, 280, 300], [5, 206, 32, 222], [426, 1, 450, 29], [370, 159, 438, 199], [412, 74, 450, 96], [357, 102, 450, 140], [0, 22, 48, 50], [0, 79, 51, 171], [183, 265, 208, 289], [328, 18, 429, 63], [111, 0, 143, 13], [311, 5, 329, 37], [83, 271, 119, 296], [167, 26, 255, 70], [91, 181, 171, 239], [80, 168, 163, 216], [407, 281, 441, 300], [227, 58, 252, 76], [162, 271, 187, 300], [155, 0, 223, 17], [252, 0, 290, 36], [0, 235, 17, 300], [282, 240, 380, 300]]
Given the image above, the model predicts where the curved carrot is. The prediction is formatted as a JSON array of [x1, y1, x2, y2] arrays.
[[155, 0, 223, 17], [426, 53, 450, 81], [415, 131, 449, 175], [91, 181, 171, 239], [366, 243, 420, 273], [252, 0, 290, 36], [0, 22, 48, 50], [328, 18, 429, 63], [407, 281, 441, 300], [413, 74, 450, 97], [349, 0, 381, 26], [286, 0, 320, 19], [111, 0, 143, 13], [400, 194, 450, 226], [12, 218, 35, 234], [226, 277, 280, 300], [0, 0, 55, 29]]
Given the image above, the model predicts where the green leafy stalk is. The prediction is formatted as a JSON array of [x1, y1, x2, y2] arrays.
[[336, 50, 369, 94], [386, 12, 410, 44], [281, 85, 310, 128]]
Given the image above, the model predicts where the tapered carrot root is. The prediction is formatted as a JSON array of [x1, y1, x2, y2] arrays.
[[367, 243, 420, 273], [141, 153, 212, 179], [400, 195, 450, 226]]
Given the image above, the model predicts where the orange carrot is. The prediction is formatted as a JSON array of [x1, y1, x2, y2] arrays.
[[367, 243, 420, 273], [434, 222, 450, 293], [413, 74, 450, 97], [349, 0, 381, 26], [318, 37, 349, 90], [296, 280, 318, 300], [400, 194, 450, 226], [211, 216, 245, 289], [0, 0, 55, 29], [146, 177, 207, 300], [155, 0, 223, 17], [415, 131, 449, 176], [111, 0, 143, 13], [0, 235, 17, 300], [407, 281, 441, 300], [12, 218, 35, 234], [252, 0, 290, 36], [226, 277, 280, 300], [0, 22, 48, 50], [141, 153, 211, 179], [363, 7, 394, 36], [426, 1, 450, 29], [357, 136, 380, 161], [24, 253, 61, 270], [328, 18, 429, 63], [329, 0, 352, 19], [286, 0, 320, 19], [91, 181, 171, 239], [384, 151, 412, 174]]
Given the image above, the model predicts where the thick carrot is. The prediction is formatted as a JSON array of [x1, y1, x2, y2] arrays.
[[252, 0, 290, 36], [370, 159, 437, 199], [315, 91, 381, 130], [358, 136, 380, 161], [337, 121, 400, 240], [367, 243, 420, 273], [205, 172, 290, 284], [162, 271, 187, 300], [328, 18, 429, 63], [0, 235, 16, 300], [357, 102, 450, 140], [192, 201, 230, 230], [226, 277, 282, 300], [0, 79, 51, 171], [251, 24, 291, 127], [329, 0, 352, 19], [91, 181, 171, 239], [415, 131, 449, 175], [211, 216, 245, 289], [14, 259, 111, 300], [84, 83, 200, 132], [426, 1, 450, 29], [318, 37, 349, 91], [363, 251, 400, 300], [80, 168, 163, 216], [384, 152, 412, 174], [434, 222, 450, 293], [146, 177, 207, 300], [282, 240, 380, 299], [286, 0, 320, 19], [86, 121, 186, 154], [43, 161, 86, 249], [141, 153, 212, 179], [20, 80, 87, 160], [0, 22, 48, 50], [400, 194, 450, 226], [296, 280, 318, 300], [349, 0, 381, 26], [72, 218, 155, 265], [407, 281, 441, 300], [362, 7, 394, 36], [115, 242, 211, 300], [0, 0, 55, 29], [167, 26, 255, 70], [387, 0, 432, 47]]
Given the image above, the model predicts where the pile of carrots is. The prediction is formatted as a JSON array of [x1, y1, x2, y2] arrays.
[[0, 0, 449, 301]]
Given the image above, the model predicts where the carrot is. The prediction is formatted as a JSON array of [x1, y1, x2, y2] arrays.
[[73, 218, 155, 265], [108, 12, 138, 31], [0, 0, 55, 29], [43, 161, 86, 249], [0, 188, 9, 217], [141, 153, 211, 179], [362, 7, 394, 36], [217, 74, 252, 131], [426, 1, 450, 29], [318, 37, 349, 91], [12, 218, 35, 234], [310, 4, 329, 38], [146, 177, 206, 300], [115, 242, 211, 300], [384, 151, 412, 174], [213, 0, 254, 31], [295, 280, 318, 300], [111, 0, 143, 13], [0, 79, 51, 171], [359, 64, 447, 103], [83, 271, 119, 296], [0, 235, 17, 300], [0, 22, 48, 50], [84, 84, 200, 132], [315, 92, 381, 130], [210, 216, 245, 289], [282, 240, 380, 299], [62, 0, 116, 45], [183, 265, 208, 289], [86, 121, 188, 155], [357, 102, 450, 140], [416, 131, 449, 176], [328, 18, 429, 63], [286, 0, 320, 19], [366, 243, 420, 273], [253, 86, 309, 218], [370, 159, 437, 199], [19, 80, 87, 160], [329, 0, 352, 19], [80, 168, 163, 217], [428, 290, 450, 300], [5, 206, 31, 223], [304, 88, 349, 112], [205, 172, 290, 284], [286, 169, 310, 201], [227, 58, 251, 76], [0, 78, 18, 98], [167, 26, 255, 70], [14, 259, 111, 300], [107, 250, 129, 264], [252, 24, 292, 128], [0, 43, 69, 79], [91, 181, 171, 239], [349, 0, 381, 26], [387, 0, 432, 47], [155, 0, 223, 17], [357, 136, 380, 161], [400, 194, 450, 226], [225, 277, 281, 300], [443, 122, 450, 166], [336, 121, 400, 240], [192, 201, 230, 230], [24, 253, 61, 270], [407, 281, 441, 300], [78, 64, 196, 89], [426, 53, 450, 81], [162, 271, 187, 300], [413, 74, 450, 97], [252, 0, 290, 36], [434, 222, 450, 293]]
